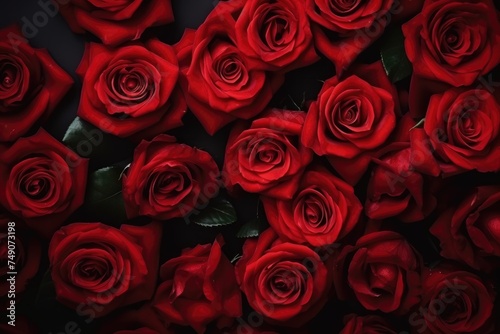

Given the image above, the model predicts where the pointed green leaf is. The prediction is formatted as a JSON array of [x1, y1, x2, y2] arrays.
[[380, 28, 413, 83], [236, 219, 266, 238], [191, 197, 237, 227]]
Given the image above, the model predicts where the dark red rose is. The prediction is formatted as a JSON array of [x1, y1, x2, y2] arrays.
[[224, 109, 313, 199], [420, 88, 500, 175], [306, 0, 396, 73], [301, 62, 399, 184], [153, 237, 242, 334], [262, 166, 362, 247], [334, 231, 422, 314], [235, 228, 331, 327], [410, 264, 495, 334], [234, 0, 318, 72], [49, 222, 162, 317], [430, 186, 500, 272], [76, 41, 185, 140], [175, 2, 284, 135], [0, 129, 88, 237], [97, 306, 174, 334], [122, 134, 220, 220], [365, 147, 438, 223], [403, 0, 500, 87], [59, 0, 174, 46], [340, 314, 398, 334], [0, 216, 41, 300], [0, 25, 73, 142]]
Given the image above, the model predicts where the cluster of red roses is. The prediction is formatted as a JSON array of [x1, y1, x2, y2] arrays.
[[1, 0, 500, 333]]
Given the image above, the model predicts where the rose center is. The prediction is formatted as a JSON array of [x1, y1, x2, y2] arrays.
[[329, 0, 363, 15]]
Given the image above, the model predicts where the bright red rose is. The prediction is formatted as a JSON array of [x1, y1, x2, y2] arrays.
[[340, 314, 399, 334], [234, 0, 318, 72], [422, 88, 500, 174], [403, 0, 500, 87], [76, 41, 185, 140], [122, 134, 220, 221], [49, 222, 162, 317], [306, 0, 396, 73], [301, 62, 399, 184], [153, 237, 242, 334], [97, 306, 174, 334], [0, 25, 73, 142], [0, 216, 41, 300], [176, 2, 284, 135], [410, 264, 496, 334], [262, 166, 362, 247], [235, 228, 331, 327], [0, 129, 88, 237], [430, 186, 500, 272], [224, 109, 313, 199], [334, 231, 422, 314], [59, 0, 174, 46]]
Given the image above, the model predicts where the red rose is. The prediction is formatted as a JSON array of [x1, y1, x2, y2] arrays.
[[410, 264, 495, 334], [421, 88, 500, 174], [402, 0, 500, 87], [97, 306, 174, 334], [262, 166, 362, 247], [235, 228, 331, 327], [365, 147, 438, 223], [334, 231, 422, 314], [224, 109, 313, 199], [430, 186, 500, 272], [301, 62, 399, 184], [306, 0, 396, 73], [122, 134, 220, 220], [0, 129, 88, 237], [76, 41, 185, 140], [59, 0, 174, 46], [340, 314, 398, 334], [234, 0, 318, 72], [0, 25, 73, 142], [0, 216, 41, 300], [49, 222, 161, 317], [176, 2, 284, 135], [153, 237, 242, 334]]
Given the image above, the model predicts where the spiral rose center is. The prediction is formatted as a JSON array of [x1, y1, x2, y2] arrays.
[[368, 263, 399, 295], [261, 9, 290, 49], [329, 0, 362, 15]]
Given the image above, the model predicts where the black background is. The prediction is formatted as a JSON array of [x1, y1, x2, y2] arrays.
[[2, 1, 500, 333]]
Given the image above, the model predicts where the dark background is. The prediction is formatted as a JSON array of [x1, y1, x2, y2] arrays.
[[2, 1, 499, 333]]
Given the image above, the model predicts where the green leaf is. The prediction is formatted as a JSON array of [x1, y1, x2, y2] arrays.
[[190, 197, 237, 227], [62, 117, 133, 162], [380, 27, 413, 83], [236, 219, 266, 238], [82, 165, 127, 224]]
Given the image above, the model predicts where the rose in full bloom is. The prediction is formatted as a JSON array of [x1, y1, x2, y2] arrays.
[[334, 231, 422, 314], [0, 129, 88, 237], [403, 0, 500, 87], [49, 222, 161, 317], [234, 0, 318, 72], [0, 25, 73, 142], [59, 0, 174, 46], [421, 88, 500, 174], [411, 264, 495, 334], [306, 0, 396, 73], [97, 306, 175, 334], [430, 186, 500, 272], [301, 62, 398, 184], [0, 216, 41, 299], [235, 228, 331, 327], [339, 314, 399, 334], [224, 109, 313, 199], [262, 166, 362, 247], [153, 237, 242, 334], [175, 2, 284, 135], [122, 134, 220, 220], [76, 41, 185, 140]]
